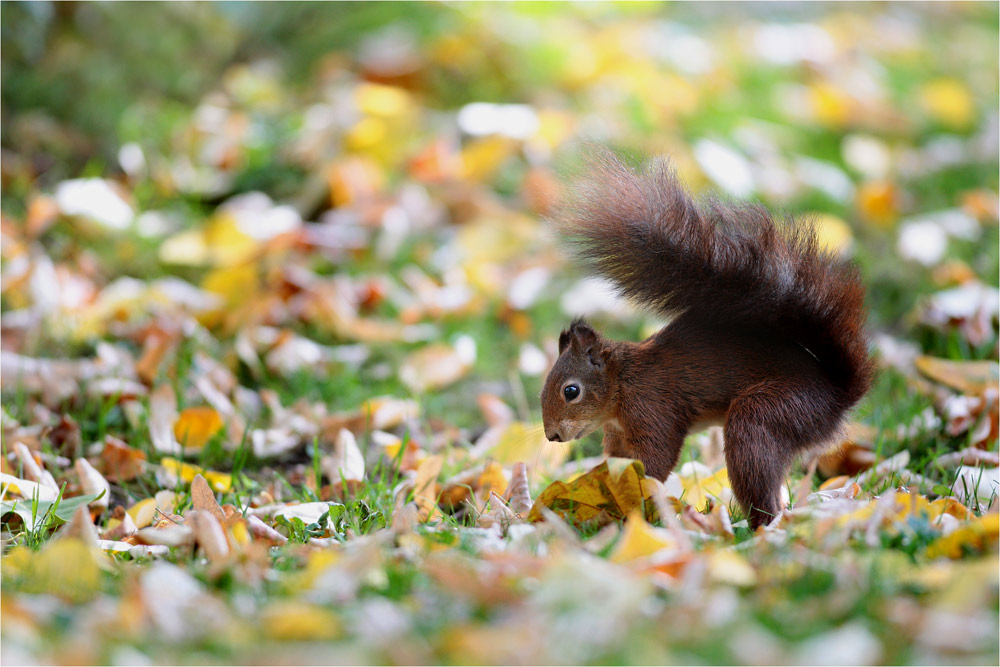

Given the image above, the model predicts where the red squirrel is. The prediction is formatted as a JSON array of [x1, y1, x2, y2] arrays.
[[540, 150, 875, 529]]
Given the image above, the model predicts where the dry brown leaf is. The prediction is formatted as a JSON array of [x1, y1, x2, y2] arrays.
[[135, 326, 178, 384], [477, 491, 519, 533], [75, 458, 110, 512], [915, 356, 999, 395], [246, 515, 288, 545], [322, 428, 366, 491], [438, 461, 508, 512], [190, 474, 226, 523], [188, 510, 230, 562], [816, 423, 879, 477], [102, 509, 137, 541], [392, 501, 420, 533], [13, 442, 58, 491], [935, 448, 1000, 469], [477, 393, 514, 427], [412, 454, 443, 521], [503, 461, 532, 516], [58, 504, 100, 547], [133, 523, 194, 548], [399, 343, 472, 393], [149, 384, 182, 455], [99, 435, 147, 482]]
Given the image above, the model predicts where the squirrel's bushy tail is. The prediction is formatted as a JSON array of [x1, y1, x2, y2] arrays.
[[556, 149, 874, 407]]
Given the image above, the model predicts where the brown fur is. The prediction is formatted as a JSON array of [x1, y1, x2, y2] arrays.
[[540, 150, 875, 529]]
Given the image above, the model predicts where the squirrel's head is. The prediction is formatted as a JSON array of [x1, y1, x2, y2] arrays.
[[540, 319, 616, 443]]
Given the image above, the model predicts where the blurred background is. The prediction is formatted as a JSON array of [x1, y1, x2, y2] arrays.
[[2, 0, 998, 441]]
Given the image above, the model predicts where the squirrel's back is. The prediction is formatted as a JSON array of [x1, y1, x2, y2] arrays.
[[555, 149, 874, 408]]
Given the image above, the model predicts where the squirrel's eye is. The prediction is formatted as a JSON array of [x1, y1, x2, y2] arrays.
[[563, 384, 581, 401]]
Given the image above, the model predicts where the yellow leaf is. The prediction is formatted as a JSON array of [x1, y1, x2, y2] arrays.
[[920, 78, 974, 128], [160, 457, 232, 492], [838, 491, 973, 530], [203, 216, 260, 267], [812, 213, 854, 255], [229, 519, 251, 547], [439, 461, 509, 511], [527, 460, 659, 527], [609, 510, 677, 563], [533, 110, 576, 151], [173, 407, 224, 450], [856, 181, 899, 227], [488, 421, 568, 475], [201, 262, 258, 306], [3, 538, 102, 603], [158, 215, 259, 267], [355, 83, 411, 117], [460, 136, 518, 182], [345, 116, 388, 152], [809, 82, 852, 127], [926, 513, 999, 560], [157, 228, 210, 266], [287, 550, 341, 593], [680, 467, 731, 512], [126, 493, 175, 529], [708, 550, 757, 586], [260, 601, 340, 641]]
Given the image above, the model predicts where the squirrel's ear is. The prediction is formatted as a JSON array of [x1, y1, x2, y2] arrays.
[[559, 319, 599, 355], [558, 328, 572, 354]]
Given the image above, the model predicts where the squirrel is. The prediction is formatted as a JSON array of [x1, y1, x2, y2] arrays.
[[540, 150, 875, 529]]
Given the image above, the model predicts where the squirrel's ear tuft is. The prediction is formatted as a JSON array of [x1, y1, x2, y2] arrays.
[[559, 318, 598, 355]]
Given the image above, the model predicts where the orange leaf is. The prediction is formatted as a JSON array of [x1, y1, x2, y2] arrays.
[[173, 407, 224, 450]]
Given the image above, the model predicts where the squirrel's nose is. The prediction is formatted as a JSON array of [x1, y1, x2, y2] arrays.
[[546, 431, 562, 442]]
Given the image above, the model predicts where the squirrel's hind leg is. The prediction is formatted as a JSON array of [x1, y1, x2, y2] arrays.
[[723, 377, 844, 530]]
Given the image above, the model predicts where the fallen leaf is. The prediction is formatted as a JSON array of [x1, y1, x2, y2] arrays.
[[503, 462, 532, 516], [272, 502, 341, 525], [935, 448, 1000, 469], [926, 513, 999, 559], [149, 384, 183, 456], [322, 428, 366, 493], [707, 550, 757, 586], [920, 78, 974, 128], [399, 343, 473, 393], [127, 491, 177, 529], [527, 460, 660, 528], [188, 510, 230, 562], [159, 457, 232, 492], [2, 538, 103, 603], [99, 435, 147, 482], [57, 504, 99, 546], [915, 356, 999, 395], [190, 474, 226, 523], [439, 461, 508, 511], [260, 602, 340, 641], [74, 458, 110, 513], [13, 442, 58, 491], [173, 406, 225, 451], [679, 465, 732, 512], [609, 510, 678, 564], [488, 421, 568, 477]]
